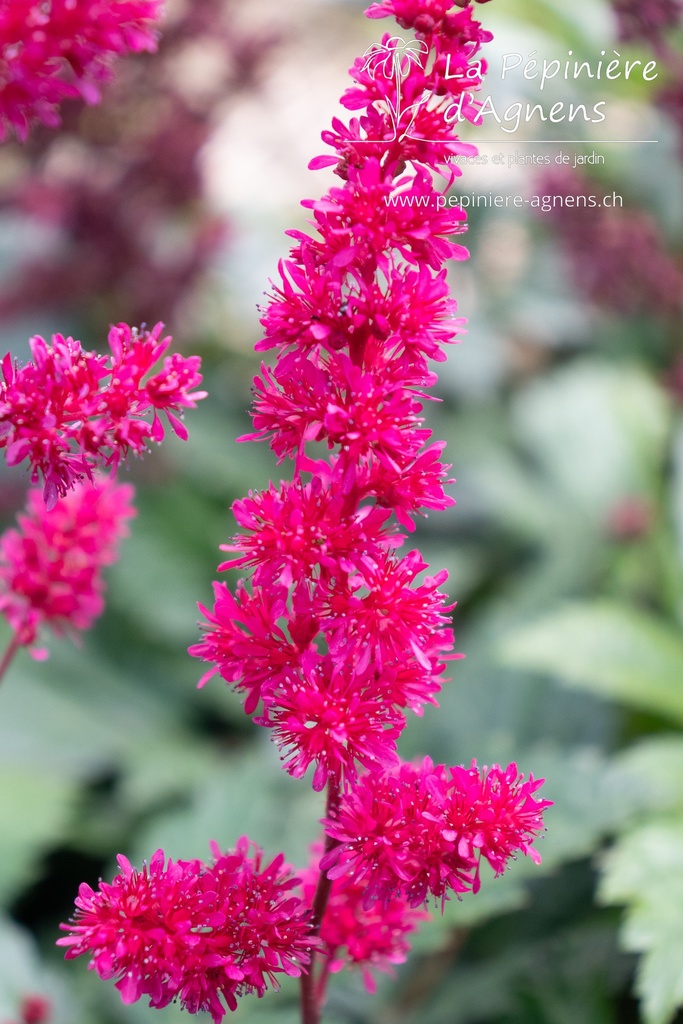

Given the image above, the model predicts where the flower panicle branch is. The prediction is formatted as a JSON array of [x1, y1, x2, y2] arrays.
[[0, 322, 207, 509]]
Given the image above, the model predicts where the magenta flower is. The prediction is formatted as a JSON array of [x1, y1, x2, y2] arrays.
[[0, 0, 162, 141], [219, 478, 398, 588], [295, 161, 469, 271], [300, 844, 429, 994], [58, 839, 319, 1024], [321, 758, 551, 907], [318, 550, 454, 668], [259, 652, 404, 791], [366, 0, 493, 32], [0, 322, 206, 509], [0, 475, 134, 652]]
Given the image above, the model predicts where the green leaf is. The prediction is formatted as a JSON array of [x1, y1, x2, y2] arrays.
[[615, 736, 683, 812], [0, 916, 75, 1024], [130, 740, 322, 871], [500, 602, 683, 724], [510, 363, 670, 515], [599, 818, 683, 1024], [0, 766, 76, 905]]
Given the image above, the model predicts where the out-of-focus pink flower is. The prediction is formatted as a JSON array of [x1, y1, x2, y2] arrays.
[[612, 0, 682, 41], [657, 80, 683, 157], [366, 0, 492, 33], [607, 496, 654, 540], [0, 322, 206, 507], [58, 839, 318, 1023], [300, 844, 429, 993], [535, 168, 683, 317], [0, 0, 280, 333], [1, 994, 52, 1024], [0, 475, 134, 651], [19, 996, 52, 1024], [321, 758, 551, 906], [0, 0, 162, 141]]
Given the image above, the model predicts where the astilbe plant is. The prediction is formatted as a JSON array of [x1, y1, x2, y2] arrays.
[[59, 4, 551, 1023], [0, 0, 163, 141]]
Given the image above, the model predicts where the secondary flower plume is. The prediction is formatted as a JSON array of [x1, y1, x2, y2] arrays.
[[0, 475, 135, 652], [0, 0, 163, 141], [300, 843, 430, 994], [0, 322, 206, 509]]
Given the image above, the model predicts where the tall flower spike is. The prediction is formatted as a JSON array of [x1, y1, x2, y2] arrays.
[[0, 0, 163, 141], [191, 0, 499, 790], [0, 475, 135, 654], [0, 322, 206, 508]]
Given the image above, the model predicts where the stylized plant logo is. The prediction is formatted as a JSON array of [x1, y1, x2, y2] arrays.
[[361, 36, 429, 140]]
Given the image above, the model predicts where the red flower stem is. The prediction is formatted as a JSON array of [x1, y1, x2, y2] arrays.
[[300, 781, 341, 1024], [0, 631, 21, 687], [315, 957, 333, 1007]]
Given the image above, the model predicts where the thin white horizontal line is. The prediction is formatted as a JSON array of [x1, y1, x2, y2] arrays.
[[470, 139, 659, 144]]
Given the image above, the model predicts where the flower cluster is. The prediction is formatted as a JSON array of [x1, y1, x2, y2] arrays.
[[0, 0, 162, 141], [58, 839, 318, 1024], [0, 475, 134, 652], [312, 8, 492, 181], [300, 844, 429, 994], [322, 758, 551, 907], [0, 322, 206, 508]]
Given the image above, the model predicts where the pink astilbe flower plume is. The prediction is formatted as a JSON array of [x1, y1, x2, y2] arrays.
[[0, 474, 134, 653], [0, 322, 206, 508], [0, 0, 163, 141], [190, 0, 501, 796], [58, 839, 320, 1024]]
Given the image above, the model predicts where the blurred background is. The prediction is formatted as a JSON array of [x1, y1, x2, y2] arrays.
[[0, 0, 682, 1022]]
